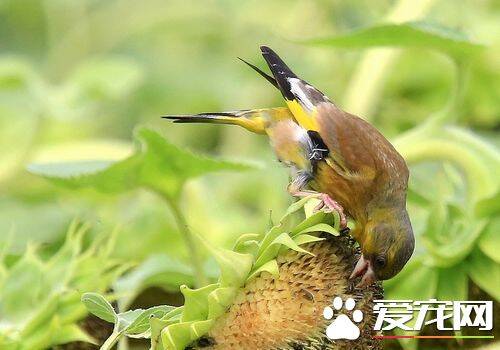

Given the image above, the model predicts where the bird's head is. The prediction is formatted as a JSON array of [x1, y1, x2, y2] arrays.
[[350, 208, 414, 287]]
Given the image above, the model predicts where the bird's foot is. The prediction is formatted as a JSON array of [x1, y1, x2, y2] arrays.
[[313, 193, 347, 229], [289, 189, 348, 229]]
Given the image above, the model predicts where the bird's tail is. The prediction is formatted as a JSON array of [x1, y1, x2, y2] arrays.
[[163, 108, 292, 134]]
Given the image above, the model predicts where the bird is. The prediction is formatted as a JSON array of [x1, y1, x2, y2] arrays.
[[163, 46, 415, 287]]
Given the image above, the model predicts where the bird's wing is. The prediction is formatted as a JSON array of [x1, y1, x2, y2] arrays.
[[235, 47, 406, 186], [316, 104, 409, 185], [315, 104, 376, 178], [258, 46, 406, 183], [259, 46, 331, 132], [259, 46, 357, 175]]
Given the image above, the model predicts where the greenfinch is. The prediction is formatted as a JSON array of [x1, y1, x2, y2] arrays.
[[164, 46, 414, 287]]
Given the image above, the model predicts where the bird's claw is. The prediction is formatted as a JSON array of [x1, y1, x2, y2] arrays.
[[313, 193, 348, 229]]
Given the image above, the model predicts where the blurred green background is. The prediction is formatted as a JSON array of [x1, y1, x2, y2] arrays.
[[0, 0, 499, 349]]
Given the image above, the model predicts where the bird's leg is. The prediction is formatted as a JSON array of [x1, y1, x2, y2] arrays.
[[288, 187, 348, 229], [317, 193, 348, 229]]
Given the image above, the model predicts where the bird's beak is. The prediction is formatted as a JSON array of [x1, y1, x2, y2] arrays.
[[349, 254, 376, 288]]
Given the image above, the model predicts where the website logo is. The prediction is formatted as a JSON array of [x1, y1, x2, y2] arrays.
[[323, 296, 363, 340], [324, 297, 494, 341]]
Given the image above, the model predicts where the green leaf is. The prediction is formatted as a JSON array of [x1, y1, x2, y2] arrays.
[[466, 249, 500, 301], [44, 222, 86, 291], [160, 321, 198, 350], [0, 247, 46, 325], [407, 187, 432, 207], [293, 234, 325, 246], [423, 219, 487, 268], [81, 292, 116, 323], [206, 287, 237, 319], [162, 306, 184, 321], [118, 306, 175, 337], [189, 319, 214, 339], [150, 317, 173, 350], [478, 218, 500, 263], [28, 127, 254, 198], [304, 21, 484, 59], [255, 232, 312, 269], [273, 231, 312, 254], [205, 243, 253, 288], [475, 192, 500, 218], [295, 223, 339, 237], [0, 223, 122, 350], [303, 197, 322, 218], [117, 309, 144, 332], [137, 128, 255, 197], [27, 160, 114, 179], [256, 224, 286, 258], [397, 127, 499, 205], [180, 284, 219, 322], [233, 239, 260, 257], [27, 156, 142, 193], [257, 198, 328, 259], [145, 306, 183, 348], [422, 186, 448, 241], [442, 127, 500, 202], [114, 254, 194, 310], [232, 233, 261, 251], [232, 233, 261, 257], [247, 259, 279, 282], [290, 211, 333, 237], [282, 196, 315, 218], [93, 306, 174, 348]]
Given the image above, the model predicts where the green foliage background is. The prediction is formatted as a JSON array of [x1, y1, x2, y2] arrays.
[[0, 0, 498, 349]]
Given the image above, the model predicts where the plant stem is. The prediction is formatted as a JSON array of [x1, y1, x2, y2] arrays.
[[160, 193, 208, 287], [100, 330, 122, 350]]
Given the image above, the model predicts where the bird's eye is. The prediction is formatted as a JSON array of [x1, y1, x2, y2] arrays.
[[375, 256, 386, 269]]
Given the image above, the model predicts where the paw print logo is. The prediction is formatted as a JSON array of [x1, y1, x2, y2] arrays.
[[323, 296, 363, 340]]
